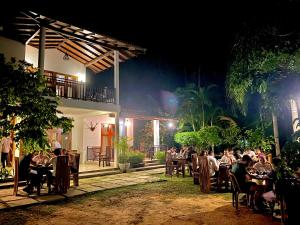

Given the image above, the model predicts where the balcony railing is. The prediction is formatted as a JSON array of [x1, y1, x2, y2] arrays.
[[45, 75, 115, 104]]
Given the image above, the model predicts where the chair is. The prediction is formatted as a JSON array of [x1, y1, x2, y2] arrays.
[[198, 156, 211, 193], [165, 152, 174, 176], [191, 154, 200, 184], [86, 146, 101, 161], [69, 153, 80, 186], [217, 165, 230, 192], [47, 156, 70, 194], [228, 171, 250, 214], [99, 147, 110, 167]]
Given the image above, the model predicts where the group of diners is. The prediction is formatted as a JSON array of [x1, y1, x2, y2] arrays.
[[19, 145, 77, 195], [166, 146, 275, 192]]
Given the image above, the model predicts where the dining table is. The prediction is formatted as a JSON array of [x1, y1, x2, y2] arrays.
[[29, 164, 53, 195]]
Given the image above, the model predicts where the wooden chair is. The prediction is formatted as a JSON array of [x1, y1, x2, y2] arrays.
[[192, 154, 199, 184], [86, 146, 101, 161], [217, 165, 230, 192], [228, 171, 250, 214], [98, 147, 110, 167], [165, 152, 176, 176], [69, 153, 80, 186], [198, 156, 210, 193], [47, 156, 70, 194]]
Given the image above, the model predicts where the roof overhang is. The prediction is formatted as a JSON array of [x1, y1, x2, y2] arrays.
[[0, 11, 146, 73]]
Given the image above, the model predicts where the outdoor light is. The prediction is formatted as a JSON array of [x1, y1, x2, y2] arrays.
[[125, 119, 130, 127], [168, 122, 173, 128]]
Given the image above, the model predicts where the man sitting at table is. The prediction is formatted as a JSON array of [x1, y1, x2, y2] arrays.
[[20, 153, 41, 194], [46, 148, 61, 190], [231, 155, 257, 207], [220, 149, 234, 165], [253, 154, 273, 174], [207, 150, 219, 177], [32, 152, 50, 166]]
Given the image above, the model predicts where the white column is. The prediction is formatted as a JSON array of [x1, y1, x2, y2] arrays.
[[153, 120, 160, 152], [38, 26, 46, 76], [114, 50, 120, 105], [114, 112, 120, 167], [290, 99, 299, 133]]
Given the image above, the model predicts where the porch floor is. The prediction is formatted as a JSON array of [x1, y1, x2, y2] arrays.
[[79, 161, 116, 173]]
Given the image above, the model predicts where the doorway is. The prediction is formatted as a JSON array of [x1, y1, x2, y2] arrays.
[[101, 124, 115, 161]]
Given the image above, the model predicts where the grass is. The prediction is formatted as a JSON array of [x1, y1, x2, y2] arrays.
[[69, 173, 232, 206]]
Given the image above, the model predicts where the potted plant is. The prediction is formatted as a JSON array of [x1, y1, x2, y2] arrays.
[[128, 151, 145, 168], [116, 137, 130, 172]]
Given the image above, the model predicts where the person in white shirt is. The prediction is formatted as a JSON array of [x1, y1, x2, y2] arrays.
[[207, 150, 219, 177], [52, 140, 62, 153], [1, 135, 12, 168], [220, 149, 233, 165]]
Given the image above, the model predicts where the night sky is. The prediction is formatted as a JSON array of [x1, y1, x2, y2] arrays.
[[2, 0, 300, 112]]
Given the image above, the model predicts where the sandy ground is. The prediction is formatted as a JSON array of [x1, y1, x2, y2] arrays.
[[0, 184, 280, 225]]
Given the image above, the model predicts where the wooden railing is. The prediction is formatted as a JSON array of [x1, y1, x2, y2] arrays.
[[45, 74, 115, 103]]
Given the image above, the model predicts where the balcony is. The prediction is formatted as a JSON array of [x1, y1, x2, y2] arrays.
[[45, 74, 115, 104]]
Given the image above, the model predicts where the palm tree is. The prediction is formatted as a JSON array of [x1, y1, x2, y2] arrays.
[[175, 83, 218, 131]]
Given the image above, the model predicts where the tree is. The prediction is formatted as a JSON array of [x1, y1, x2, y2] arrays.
[[0, 54, 73, 153], [226, 24, 300, 155], [136, 121, 176, 150], [175, 83, 218, 131], [197, 126, 222, 151]]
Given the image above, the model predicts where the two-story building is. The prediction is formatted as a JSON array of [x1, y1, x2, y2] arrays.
[[0, 11, 145, 168]]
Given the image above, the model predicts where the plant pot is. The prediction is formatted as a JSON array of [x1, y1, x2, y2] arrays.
[[118, 163, 130, 173]]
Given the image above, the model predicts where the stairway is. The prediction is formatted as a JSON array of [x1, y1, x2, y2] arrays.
[[79, 168, 120, 179]]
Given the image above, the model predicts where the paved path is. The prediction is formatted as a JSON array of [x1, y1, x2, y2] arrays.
[[0, 168, 165, 211]]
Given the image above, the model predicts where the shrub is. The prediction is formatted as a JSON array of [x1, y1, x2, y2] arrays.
[[154, 151, 165, 164], [128, 151, 144, 167], [174, 131, 198, 146], [282, 141, 300, 171]]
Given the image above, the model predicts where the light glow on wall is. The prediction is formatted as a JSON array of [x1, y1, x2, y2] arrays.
[[77, 72, 86, 82], [125, 119, 131, 127], [168, 122, 174, 128]]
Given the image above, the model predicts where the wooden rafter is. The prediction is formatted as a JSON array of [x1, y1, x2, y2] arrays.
[[85, 50, 114, 67], [1, 11, 146, 73]]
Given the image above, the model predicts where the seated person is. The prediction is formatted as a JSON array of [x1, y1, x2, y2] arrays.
[[19, 153, 41, 194], [253, 154, 273, 174], [233, 150, 243, 161], [220, 149, 233, 165], [178, 146, 188, 159], [32, 152, 50, 166], [46, 148, 61, 188], [170, 147, 177, 159], [231, 154, 258, 207], [61, 148, 68, 156], [231, 155, 255, 191], [207, 150, 219, 177], [243, 149, 256, 159], [228, 149, 237, 163]]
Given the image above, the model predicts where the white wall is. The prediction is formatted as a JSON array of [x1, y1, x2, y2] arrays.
[[25, 45, 86, 81], [0, 36, 25, 61], [71, 116, 84, 153], [82, 114, 115, 163]]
